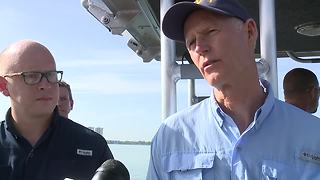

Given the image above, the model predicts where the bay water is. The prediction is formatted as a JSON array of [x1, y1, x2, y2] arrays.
[[109, 144, 150, 180]]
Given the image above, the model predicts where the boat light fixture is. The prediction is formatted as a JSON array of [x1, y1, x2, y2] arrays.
[[295, 22, 320, 36]]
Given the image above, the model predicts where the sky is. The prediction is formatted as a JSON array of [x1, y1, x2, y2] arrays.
[[0, 1, 320, 141]]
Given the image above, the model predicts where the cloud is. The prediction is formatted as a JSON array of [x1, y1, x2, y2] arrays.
[[57, 59, 137, 68], [56, 49, 160, 70], [69, 72, 160, 95], [0, 7, 23, 21], [55, 45, 161, 95]]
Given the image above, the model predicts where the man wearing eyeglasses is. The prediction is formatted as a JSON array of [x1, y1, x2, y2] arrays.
[[283, 68, 320, 113], [0, 40, 113, 180]]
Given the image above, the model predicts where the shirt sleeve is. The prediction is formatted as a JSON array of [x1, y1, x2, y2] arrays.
[[100, 138, 114, 163], [146, 132, 170, 180], [147, 136, 161, 180]]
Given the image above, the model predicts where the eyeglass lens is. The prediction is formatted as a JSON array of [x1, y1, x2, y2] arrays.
[[23, 71, 62, 85]]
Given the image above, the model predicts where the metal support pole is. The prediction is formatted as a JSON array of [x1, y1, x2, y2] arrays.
[[259, 0, 278, 97], [188, 79, 195, 106], [160, 0, 178, 119]]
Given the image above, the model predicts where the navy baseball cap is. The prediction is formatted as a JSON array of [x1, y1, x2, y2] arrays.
[[162, 0, 251, 42]]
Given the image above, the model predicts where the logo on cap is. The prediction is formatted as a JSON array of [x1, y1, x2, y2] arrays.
[[194, 0, 216, 4]]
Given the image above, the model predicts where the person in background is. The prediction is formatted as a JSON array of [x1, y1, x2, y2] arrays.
[[58, 81, 74, 118], [283, 68, 319, 113], [0, 39, 113, 180], [147, 0, 320, 179]]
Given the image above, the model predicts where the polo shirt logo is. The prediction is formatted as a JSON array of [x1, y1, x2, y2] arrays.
[[300, 151, 320, 164], [77, 149, 93, 156]]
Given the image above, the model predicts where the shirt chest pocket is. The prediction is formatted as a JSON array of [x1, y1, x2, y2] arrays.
[[261, 160, 297, 180], [162, 152, 215, 180]]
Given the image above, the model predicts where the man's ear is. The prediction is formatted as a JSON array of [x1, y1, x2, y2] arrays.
[[70, 100, 74, 110], [246, 19, 258, 49], [311, 86, 318, 99], [0, 76, 10, 96]]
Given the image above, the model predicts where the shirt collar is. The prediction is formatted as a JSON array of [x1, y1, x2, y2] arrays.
[[209, 92, 224, 127], [5, 108, 21, 138], [253, 79, 275, 129], [209, 79, 275, 129], [4, 107, 60, 146]]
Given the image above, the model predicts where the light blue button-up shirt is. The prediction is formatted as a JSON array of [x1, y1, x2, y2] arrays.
[[147, 80, 320, 180]]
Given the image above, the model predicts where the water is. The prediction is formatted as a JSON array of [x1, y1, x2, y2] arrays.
[[109, 144, 150, 180]]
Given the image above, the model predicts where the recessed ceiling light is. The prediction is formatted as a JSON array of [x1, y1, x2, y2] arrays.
[[295, 22, 320, 36]]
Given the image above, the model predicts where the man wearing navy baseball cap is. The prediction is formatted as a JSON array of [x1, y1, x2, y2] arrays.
[[147, 0, 320, 179]]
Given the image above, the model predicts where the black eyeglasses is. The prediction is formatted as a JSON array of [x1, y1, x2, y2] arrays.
[[3, 71, 63, 85]]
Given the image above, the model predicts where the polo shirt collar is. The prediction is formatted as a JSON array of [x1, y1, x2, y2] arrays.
[[4, 107, 60, 147], [5, 108, 21, 139]]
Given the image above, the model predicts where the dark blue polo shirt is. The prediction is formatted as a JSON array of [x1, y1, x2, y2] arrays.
[[0, 108, 113, 180]]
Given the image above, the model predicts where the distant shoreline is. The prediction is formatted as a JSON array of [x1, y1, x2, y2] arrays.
[[107, 140, 151, 145]]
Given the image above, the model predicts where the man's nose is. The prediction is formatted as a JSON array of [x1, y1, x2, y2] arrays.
[[37, 75, 52, 89], [194, 37, 209, 55]]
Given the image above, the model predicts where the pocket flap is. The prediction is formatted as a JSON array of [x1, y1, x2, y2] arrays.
[[162, 152, 215, 172]]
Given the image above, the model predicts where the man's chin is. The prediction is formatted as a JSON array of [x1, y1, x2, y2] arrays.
[[32, 106, 56, 116], [58, 111, 67, 117]]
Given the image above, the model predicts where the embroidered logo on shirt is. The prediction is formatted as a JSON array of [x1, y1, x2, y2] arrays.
[[299, 151, 320, 164], [77, 149, 93, 156]]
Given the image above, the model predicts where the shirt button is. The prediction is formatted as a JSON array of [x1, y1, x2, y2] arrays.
[[236, 146, 241, 151]]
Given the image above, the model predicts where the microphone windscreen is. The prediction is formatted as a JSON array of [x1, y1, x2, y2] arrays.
[[92, 159, 130, 180]]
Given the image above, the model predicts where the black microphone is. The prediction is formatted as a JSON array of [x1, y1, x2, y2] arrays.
[[91, 159, 130, 180]]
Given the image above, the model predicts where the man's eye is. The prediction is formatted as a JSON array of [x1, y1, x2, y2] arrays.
[[47, 72, 57, 78], [208, 29, 218, 35], [27, 74, 39, 79], [187, 40, 195, 50]]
